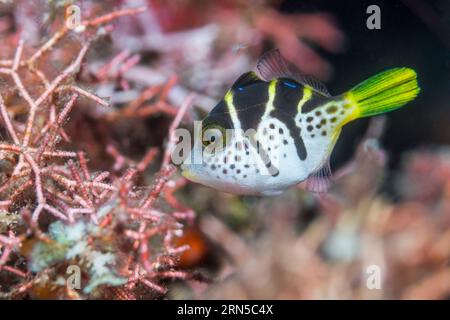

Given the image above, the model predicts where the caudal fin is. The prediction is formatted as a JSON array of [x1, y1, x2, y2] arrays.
[[346, 68, 420, 118]]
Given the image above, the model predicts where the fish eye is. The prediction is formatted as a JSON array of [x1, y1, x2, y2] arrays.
[[202, 123, 227, 151]]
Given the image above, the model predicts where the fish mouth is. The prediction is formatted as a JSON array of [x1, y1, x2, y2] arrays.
[[180, 164, 199, 182]]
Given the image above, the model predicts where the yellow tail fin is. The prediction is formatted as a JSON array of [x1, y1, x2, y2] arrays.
[[346, 68, 420, 118]]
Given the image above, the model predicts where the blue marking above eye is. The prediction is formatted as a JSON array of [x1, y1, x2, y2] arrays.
[[237, 87, 244, 91], [283, 81, 297, 89]]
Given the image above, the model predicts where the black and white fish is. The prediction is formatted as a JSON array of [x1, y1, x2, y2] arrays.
[[181, 50, 420, 196]]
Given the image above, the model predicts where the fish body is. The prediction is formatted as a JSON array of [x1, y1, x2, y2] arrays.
[[181, 50, 420, 196]]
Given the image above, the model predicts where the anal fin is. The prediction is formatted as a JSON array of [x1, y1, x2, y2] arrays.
[[305, 160, 332, 193]]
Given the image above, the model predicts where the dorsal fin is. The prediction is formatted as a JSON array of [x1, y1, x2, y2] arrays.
[[231, 71, 264, 90], [305, 159, 332, 193], [256, 49, 331, 97], [256, 49, 291, 80]]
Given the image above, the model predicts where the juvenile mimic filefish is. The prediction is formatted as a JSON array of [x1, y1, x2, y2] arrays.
[[181, 50, 420, 196]]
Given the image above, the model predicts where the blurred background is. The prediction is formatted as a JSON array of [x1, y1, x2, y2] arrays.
[[143, 0, 450, 300], [0, 0, 449, 299]]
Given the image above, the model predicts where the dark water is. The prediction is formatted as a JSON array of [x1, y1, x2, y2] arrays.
[[281, 0, 450, 169]]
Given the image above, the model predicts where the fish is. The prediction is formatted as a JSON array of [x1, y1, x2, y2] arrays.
[[180, 49, 420, 196]]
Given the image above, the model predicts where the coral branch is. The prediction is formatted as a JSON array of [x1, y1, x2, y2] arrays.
[[0, 4, 195, 300]]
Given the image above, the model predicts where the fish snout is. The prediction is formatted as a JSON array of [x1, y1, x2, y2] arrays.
[[180, 163, 202, 183]]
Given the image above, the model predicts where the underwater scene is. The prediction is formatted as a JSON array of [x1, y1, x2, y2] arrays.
[[0, 0, 449, 301]]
